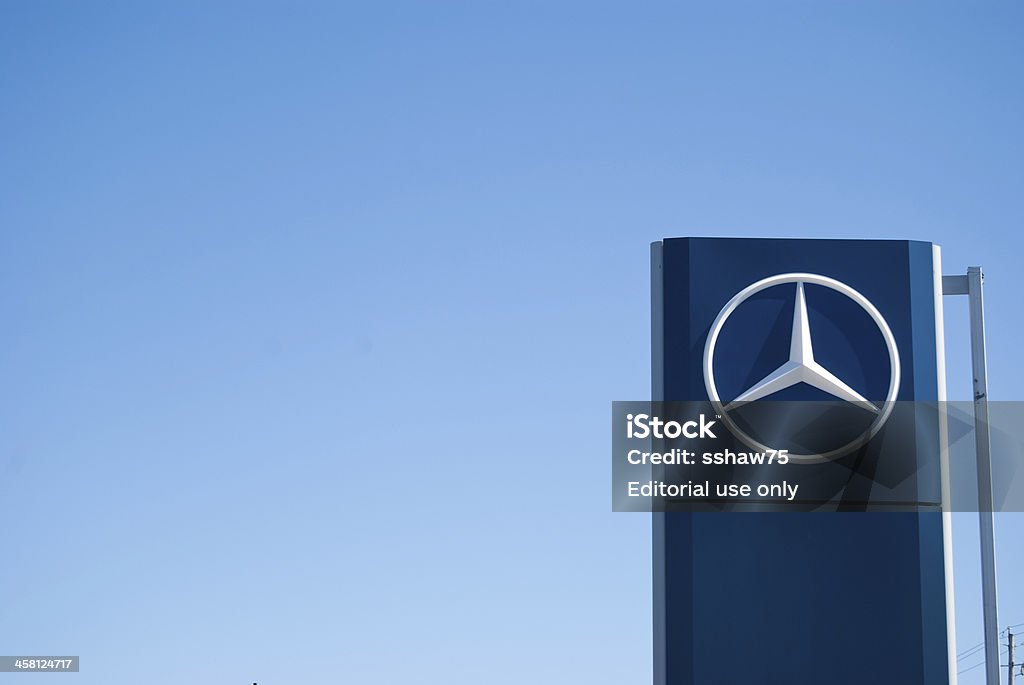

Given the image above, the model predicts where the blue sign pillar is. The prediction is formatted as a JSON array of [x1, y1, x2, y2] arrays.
[[652, 238, 955, 685]]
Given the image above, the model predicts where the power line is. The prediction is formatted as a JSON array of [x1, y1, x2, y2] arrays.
[[960, 641, 987, 660], [959, 646, 1009, 675], [956, 622, 1024, 673], [961, 659, 988, 676]]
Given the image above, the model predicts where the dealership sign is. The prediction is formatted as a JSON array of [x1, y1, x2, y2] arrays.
[[651, 238, 954, 685]]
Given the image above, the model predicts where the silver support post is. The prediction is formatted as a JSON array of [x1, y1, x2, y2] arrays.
[[967, 266, 1001, 685]]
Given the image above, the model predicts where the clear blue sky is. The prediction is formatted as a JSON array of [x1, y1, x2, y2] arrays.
[[1, 2, 1022, 683]]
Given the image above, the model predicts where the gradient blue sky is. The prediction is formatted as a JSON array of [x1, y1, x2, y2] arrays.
[[2, 2, 1023, 684]]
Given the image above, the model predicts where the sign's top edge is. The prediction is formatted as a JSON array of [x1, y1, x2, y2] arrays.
[[653, 237, 938, 247]]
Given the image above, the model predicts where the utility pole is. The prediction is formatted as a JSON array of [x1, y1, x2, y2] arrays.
[[1009, 629, 1015, 685]]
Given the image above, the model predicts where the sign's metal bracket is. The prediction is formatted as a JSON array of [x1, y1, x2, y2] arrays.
[[942, 275, 969, 296]]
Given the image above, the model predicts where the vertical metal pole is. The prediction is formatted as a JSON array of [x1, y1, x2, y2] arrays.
[[967, 266, 1001, 685]]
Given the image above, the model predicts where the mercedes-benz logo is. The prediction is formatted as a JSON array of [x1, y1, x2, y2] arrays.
[[703, 273, 901, 462]]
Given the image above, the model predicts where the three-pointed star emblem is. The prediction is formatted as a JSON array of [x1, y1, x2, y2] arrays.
[[704, 272, 900, 461], [725, 282, 877, 412]]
